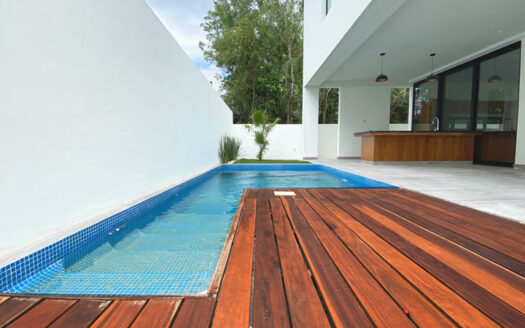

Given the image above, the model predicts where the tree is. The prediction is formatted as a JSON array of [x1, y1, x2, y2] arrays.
[[200, 0, 303, 124], [245, 109, 280, 160], [318, 88, 339, 124]]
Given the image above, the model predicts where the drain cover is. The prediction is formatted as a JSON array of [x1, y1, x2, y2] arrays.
[[274, 191, 296, 196]]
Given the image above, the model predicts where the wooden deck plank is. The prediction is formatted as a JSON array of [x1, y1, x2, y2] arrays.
[[252, 190, 290, 327], [341, 189, 525, 314], [292, 195, 416, 328], [325, 189, 525, 327], [208, 190, 248, 295], [378, 188, 525, 241], [389, 189, 525, 259], [131, 298, 181, 328], [90, 300, 146, 328], [280, 196, 373, 328], [171, 298, 215, 328], [211, 197, 257, 327], [49, 299, 111, 328], [7, 299, 75, 328], [308, 189, 497, 328], [393, 188, 525, 234], [2, 187, 524, 328], [365, 189, 525, 275], [297, 189, 456, 328], [269, 198, 331, 328], [0, 297, 40, 327]]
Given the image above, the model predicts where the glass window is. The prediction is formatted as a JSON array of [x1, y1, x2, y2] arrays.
[[441, 66, 474, 131], [326, 0, 332, 15], [413, 81, 438, 131], [477, 48, 520, 131], [390, 88, 410, 123]]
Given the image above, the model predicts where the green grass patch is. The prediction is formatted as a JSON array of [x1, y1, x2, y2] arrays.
[[234, 158, 311, 164]]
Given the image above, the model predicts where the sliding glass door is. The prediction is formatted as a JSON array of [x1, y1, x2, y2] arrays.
[[412, 42, 520, 165], [477, 48, 520, 132], [475, 47, 520, 164], [413, 81, 438, 131], [441, 66, 474, 131]]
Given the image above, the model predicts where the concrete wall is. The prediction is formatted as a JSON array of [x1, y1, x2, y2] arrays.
[[0, 0, 232, 261], [338, 86, 390, 157], [516, 37, 525, 166], [318, 124, 339, 159], [231, 125, 304, 160]]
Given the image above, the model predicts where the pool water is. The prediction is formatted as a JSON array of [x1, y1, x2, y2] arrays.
[[6, 168, 392, 296]]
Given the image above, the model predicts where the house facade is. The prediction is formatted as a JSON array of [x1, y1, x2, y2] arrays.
[[303, 0, 525, 167]]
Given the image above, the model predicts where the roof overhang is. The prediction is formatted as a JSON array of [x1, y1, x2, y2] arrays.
[[308, 0, 525, 88]]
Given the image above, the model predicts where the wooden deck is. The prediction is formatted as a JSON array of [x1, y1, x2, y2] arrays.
[[1, 188, 525, 327]]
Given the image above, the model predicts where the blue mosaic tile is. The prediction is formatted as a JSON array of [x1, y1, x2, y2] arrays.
[[0, 166, 223, 294], [0, 164, 395, 296]]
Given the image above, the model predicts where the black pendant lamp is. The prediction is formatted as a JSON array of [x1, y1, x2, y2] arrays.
[[375, 53, 388, 82], [488, 57, 502, 83], [425, 53, 438, 83]]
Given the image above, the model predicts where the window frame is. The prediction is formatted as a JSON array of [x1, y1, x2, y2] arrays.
[[411, 42, 521, 132]]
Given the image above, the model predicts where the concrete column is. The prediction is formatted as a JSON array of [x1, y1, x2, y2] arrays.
[[515, 39, 525, 166], [303, 87, 319, 159]]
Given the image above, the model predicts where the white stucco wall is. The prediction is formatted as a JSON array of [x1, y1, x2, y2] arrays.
[[0, 0, 232, 261], [515, 38, 525, 166], [230, 125, 304, 160], [318, 124, 339, 159], [303, 0, 372, 84], [338, 86, 390, 157], [303, 87, 320, 158], [389, 124, 410, 131]]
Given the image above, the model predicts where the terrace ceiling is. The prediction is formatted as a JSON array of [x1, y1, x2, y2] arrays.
[[318, 0, 525, 87]]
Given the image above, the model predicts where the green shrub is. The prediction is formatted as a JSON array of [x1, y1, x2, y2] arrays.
[[218, 135, 241, 163]]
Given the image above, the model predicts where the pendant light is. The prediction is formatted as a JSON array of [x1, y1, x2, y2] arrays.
[[425, 53, 438, 83], [375, 53, 388, 83], [488, 57, 502, 83]]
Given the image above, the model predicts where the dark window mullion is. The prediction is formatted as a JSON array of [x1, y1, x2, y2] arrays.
[[471, 63, 480, 131], [437, 75, 444, 130]]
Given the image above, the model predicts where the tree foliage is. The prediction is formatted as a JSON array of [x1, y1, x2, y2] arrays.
[[318, 88, 339, 124], [200, 0, 303, 124], [390, 88, 410, 123], [245, 109, 280, 160]]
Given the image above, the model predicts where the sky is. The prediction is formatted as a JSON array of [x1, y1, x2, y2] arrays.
[[146, 0, 221, 91]]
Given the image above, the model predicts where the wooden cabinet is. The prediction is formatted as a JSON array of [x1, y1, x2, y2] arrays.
[[354, 132, 480, 162]]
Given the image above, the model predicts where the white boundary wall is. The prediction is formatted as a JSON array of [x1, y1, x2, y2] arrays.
[[230, 125, 304, 160], [230, 124, 338, 160], [0, 0, 232, 260], [318, 124, 338, 159]]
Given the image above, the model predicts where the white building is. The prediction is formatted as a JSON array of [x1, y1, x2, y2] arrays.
[[302, 0, 525, 167]]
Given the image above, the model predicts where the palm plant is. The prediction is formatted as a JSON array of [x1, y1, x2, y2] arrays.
[[245, 109, 280, 160]]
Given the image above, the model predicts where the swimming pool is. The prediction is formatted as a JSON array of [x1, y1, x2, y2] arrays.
[[0, 164, 394, 296]]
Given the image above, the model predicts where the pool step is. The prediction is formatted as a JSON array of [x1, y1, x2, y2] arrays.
[[112, 233, 227, 251], [8, 269, 213, 296], [65, 248, 220, 273]]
